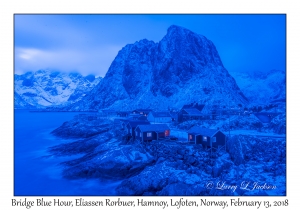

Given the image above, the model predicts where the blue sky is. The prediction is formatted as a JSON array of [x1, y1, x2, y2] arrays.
[[14, 14, 286, 77]]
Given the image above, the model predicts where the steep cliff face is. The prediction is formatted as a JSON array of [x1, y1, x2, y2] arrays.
[[151, 25, 224, 97], [67, 25, 248, 111]]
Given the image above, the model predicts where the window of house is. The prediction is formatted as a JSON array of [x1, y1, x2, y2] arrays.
[[212, 137, 216, 142], [135, 131, 138, 136], [203, 136, 207, 141], [140, 133, 142, 137], [147, 132, 152, 137], [189, 135, 193, 140]]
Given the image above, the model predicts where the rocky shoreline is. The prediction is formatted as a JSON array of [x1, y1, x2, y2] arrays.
[[48, 114, 286, 196]]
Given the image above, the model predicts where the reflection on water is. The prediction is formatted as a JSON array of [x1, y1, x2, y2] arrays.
[[14, 110, 120, 196]]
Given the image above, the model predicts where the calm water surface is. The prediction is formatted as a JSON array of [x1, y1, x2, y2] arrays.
[[14, 110, 120, 196]]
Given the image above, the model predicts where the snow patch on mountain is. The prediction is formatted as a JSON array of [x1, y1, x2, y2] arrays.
[[14, 91, 35, 109], [14, 70, 101, 108], [66, 25, 248, 111], [230, 70, 286, 105]]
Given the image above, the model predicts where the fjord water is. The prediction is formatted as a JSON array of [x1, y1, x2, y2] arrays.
[[14, 110, 118, 196]]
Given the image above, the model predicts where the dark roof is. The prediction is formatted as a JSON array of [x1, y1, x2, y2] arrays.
[[117, 111, 130, 114], [129, 113, 140, 116], [187, 126, 223, 137], [132, 109, 152, 113], [127, 121, 150, 128], [150, 111, 172, 118], [137, 124, 170, 132], [126, 117, 135, 121], [138, 116, 148, 121], [182, 104, 205, 112], [182, 108, 202, 115]]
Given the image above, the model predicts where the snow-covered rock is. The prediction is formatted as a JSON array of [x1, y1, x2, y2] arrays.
[[14, 70, 101, 108], [230, 70, 286, 105], [263, 113, 286, 134], [66, 25, 248, 111], [48, 114, 286, 196], [14, 91, 35, 109], [227, 135, 286, 166], [51, 114, 111, 138], [61, 142, 155, 180]]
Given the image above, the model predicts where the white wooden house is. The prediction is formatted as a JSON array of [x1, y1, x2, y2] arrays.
[[147, 111, 172, 123]]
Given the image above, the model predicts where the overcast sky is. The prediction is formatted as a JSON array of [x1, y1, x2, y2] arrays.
[[14, 14, 286, 77]]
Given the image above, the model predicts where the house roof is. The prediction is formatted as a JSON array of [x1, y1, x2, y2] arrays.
[[137, 124, 170, 132], [137, 116, 148, 121], [127, 121, 150, 128], [132, 109, 152, 113], [182, 108, 202, 115], [187, 126, 223, 137], [129, 113, 141, 117], [150, 111, 172, 118], [117, 111, 130, 114]]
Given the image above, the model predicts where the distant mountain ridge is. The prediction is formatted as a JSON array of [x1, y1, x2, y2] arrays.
[[14, 70, 101, 108], [230, 69, 286, 105], [66, 25, 248, 111]]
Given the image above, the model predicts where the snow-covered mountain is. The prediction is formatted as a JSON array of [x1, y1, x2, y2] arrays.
[[14, 91, 35, 109], [14, 70, 101, 108], [66, 25, 248, 111], [230, 70, 286, 105]]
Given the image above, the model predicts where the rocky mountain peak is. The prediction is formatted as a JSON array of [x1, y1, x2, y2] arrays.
[[65, 26, 248, 111], [167, 25, 189, 35]]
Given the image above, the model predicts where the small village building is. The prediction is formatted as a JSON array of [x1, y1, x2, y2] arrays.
[[126, 121, 150, 139], [128, 113, 141, 120], [169, 112, 178, 122], [187, 126, 226, 149], [178, 104, 205, 122], [116, 111, 130, 118], [137, 115, 148, 121], [132, 109, 152, 116], [178, 108, 204, 122], [147, 111, 172, 123], [135, 124, 170, 142]]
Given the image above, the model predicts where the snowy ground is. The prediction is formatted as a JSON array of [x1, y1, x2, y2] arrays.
[[171, 129, 188, 142], [169, 128, 286, 143], [45, 113, 286, 196], [229, 130, 286, 138]]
